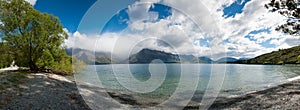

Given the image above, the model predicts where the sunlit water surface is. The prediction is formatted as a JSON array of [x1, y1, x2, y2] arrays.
[[76, 64, 300, 102]]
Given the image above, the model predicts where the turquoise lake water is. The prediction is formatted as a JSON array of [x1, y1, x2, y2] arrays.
[[76, 64, 300, 102]]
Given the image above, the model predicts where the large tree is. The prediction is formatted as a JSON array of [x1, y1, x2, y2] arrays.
[[0, 42, 13, 68], [265, 0, 300, 36], [0, 0, 72, 74]]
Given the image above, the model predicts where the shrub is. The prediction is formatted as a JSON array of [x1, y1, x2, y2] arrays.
[[73, 57, 87, 73], [297, 55, 300, 63], [277, 61, 284, 65]]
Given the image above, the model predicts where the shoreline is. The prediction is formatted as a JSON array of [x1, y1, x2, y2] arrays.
[[205, 75, 300, 109], [1, 70, 300, 109], [0, 71, 91, 110], [75, 74, 300, 109], [0, 67, 19, 72], [227, 74, 300, 99]]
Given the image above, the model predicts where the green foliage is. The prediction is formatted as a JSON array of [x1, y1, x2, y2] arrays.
[[297, 55, 300, 63], [36, 49, 54, 69], [277, 61, 284, 65], [0, 42, 13, 68], [265, 0, 300, 36], [0, 0, 73, 75], [73, 57, 87, 73], [51, 53, 73, 75], [247, 46, 300, 64]]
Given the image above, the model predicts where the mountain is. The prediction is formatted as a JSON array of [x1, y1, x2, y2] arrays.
[[216, 57, 238, 63], [66, 48, 270, 64], [198, 57, 214, 63], [179, 55, 198, 63], [238, 58, 251, 61], [240, 46, 300, 64], [127, 48, 180, 64], [66, 48, 112, 65], [126, 49, 217, 64]]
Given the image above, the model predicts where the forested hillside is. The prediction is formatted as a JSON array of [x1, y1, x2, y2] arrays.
[[239, 46, 300, 64]]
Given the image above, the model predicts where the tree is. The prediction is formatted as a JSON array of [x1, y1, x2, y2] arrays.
[[265, 0, 300, 36], [0, 0, 72, 74], [0, 42, 13, 68], [298, 55, 300, 63]]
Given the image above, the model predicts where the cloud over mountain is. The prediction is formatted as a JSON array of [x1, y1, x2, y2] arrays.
[[64, 0, 300, 60]]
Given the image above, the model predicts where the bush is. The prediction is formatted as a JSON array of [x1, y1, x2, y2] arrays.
[[36, 49, 55, 70], [298, 55, 300, 63], [50, 56, 87, 76], [277, 61, 284, 65], [73, 57, 87, 73], [51, 54, 73, 76]]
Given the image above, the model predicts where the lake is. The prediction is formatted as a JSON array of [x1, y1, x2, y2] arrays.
[[75, 64, 300, 104]]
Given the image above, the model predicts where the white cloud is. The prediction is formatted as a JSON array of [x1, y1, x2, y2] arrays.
[[25, 0, 37, 6], [65, 6, 203, 60], [127, 2, 157, 22], [162, 0, 299, 58], [65, 0, 300, 60]]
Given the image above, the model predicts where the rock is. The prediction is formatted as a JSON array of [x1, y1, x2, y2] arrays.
[[119, 94, 137, 105]]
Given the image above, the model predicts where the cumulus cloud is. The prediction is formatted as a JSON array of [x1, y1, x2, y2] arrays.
[[65, 16, 197, 60], [65, 0, 300, 60], [127, 3, 154, 22], [25, 0, 37, 6], [163, 0, 299, 58]]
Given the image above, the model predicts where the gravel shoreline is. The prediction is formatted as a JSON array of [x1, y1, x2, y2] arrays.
[[0, 71, 91, 110], [1, 71, 300, 109], [206, 79, 300, 109]]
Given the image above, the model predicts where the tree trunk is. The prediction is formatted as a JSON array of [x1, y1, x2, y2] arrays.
[[29, 60, 37, 72]]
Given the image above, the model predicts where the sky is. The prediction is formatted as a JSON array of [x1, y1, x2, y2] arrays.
[[26, 0, 300, 60]]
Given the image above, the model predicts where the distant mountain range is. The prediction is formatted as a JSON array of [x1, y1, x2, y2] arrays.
[[198, 57, 214, 63], [215, 57, 239, 63], [66, 48, 249, 64], [127, 49, 252, 64], [126, 49, 218, 64], [126, 49, 180, 64], [65, 48, 112, 65], [66, 46, 300, 65]]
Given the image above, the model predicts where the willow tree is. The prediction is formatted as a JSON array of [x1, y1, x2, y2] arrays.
[[265, 0, 300, 36], [0, 42, 13, 68], [0, 0, 72, 74]]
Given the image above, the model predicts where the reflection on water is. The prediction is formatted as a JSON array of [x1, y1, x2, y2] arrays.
[[76, 64, 300, 102]]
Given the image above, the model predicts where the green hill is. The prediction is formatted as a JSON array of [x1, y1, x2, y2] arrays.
[[240, 46, 300, 64]]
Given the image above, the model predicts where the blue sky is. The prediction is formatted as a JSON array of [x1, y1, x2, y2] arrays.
[[34, 0, 173, 34], [34, 0, 258, 35], [34, 0, 136, 33], [34, 0, 96, 33], [223, 0, 251, 18], [25, 0, 300, 58], [34, 0, 253, 34], [101, 3, 172, 34]]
